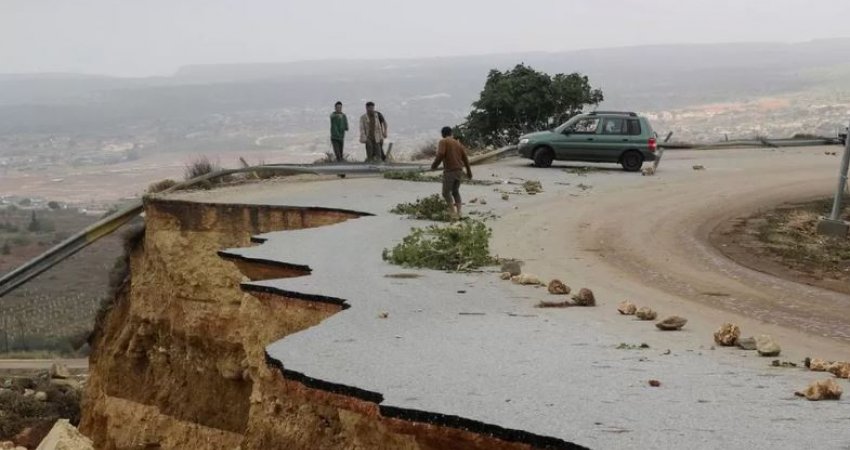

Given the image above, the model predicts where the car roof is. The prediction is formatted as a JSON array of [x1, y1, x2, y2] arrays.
[[586, 111, 639, 117]]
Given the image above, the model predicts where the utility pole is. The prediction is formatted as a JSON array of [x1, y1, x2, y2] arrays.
[[817, 120, 850, 237]]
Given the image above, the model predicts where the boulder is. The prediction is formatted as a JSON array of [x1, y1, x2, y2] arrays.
[[571, 288, 596, 307], [635, 307, 657, 321], [49, 363, 71, 380], [736, 336, 757, 351], [35, 419, 94, 450], [827, 362, 850, 379], [511, 273, 542, 285], [34, 391, 48, 402], [499, 272, 512, 280], [547, 279, 571, 295], [713, 323, 741, 346], [23, 389, 34, 397], [656, 316, 687, 331], [755, 335, 781, 357], [500, 260, 523, 276], [617, 301, 637, 315], [795, 379, 843, 401]]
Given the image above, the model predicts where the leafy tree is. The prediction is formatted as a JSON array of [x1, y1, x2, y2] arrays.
[[456, 64, 603, 148]]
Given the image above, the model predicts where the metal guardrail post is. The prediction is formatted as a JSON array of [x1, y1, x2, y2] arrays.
[[816, 120, 850, 237]]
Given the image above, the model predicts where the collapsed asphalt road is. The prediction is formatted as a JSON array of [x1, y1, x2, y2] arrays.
[[173, 146, 850, 449]]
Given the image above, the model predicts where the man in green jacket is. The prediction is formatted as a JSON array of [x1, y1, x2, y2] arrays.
[[330, 101, 349, 162]]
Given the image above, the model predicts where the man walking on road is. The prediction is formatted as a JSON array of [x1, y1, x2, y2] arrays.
[[330, 101, 349, 162], [359, 101, 388, 162], [431, 126, 472, 219]]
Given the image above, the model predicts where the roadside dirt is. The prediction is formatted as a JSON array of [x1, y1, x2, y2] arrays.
[[712, 197, 850, 296]]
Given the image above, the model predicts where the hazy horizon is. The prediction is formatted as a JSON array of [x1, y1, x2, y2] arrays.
[[4, 0, 850, 77]]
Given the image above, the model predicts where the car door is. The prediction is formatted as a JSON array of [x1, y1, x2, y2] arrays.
[[595, 117, 629, 162], [554, 116, 600, 161]]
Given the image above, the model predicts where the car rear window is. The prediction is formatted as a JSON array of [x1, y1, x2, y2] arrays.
[[601, 118, 627, 135], [628, 119, 642, 136]]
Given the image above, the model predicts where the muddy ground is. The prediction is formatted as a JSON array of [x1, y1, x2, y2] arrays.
[[713, 197, 850, 295]]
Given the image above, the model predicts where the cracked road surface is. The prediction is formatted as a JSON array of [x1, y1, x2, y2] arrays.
[[175, 146, 850, 449]]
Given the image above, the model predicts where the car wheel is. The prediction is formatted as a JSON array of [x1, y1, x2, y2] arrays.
[[533, 147, 554, 168], [620, 150, 643, 172]]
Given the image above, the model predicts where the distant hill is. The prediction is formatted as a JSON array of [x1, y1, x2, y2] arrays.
[[1, 39, 849, 136]]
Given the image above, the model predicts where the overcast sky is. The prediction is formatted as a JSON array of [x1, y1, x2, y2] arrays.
[[3, 0, 850, 77]]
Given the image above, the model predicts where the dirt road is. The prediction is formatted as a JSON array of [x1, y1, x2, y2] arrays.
[[494, 145, 850, 359]]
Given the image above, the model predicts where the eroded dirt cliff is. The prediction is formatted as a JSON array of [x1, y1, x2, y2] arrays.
[[79, 198, 548, 450]]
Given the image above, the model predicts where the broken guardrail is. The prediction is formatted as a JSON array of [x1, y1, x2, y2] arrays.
[[0, 147, 517, 298]]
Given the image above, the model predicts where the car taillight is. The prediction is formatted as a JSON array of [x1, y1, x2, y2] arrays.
[[648, 137, 657, 153]]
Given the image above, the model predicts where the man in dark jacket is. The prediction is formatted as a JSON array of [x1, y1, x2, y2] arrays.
[[329, 101, 349, 162]]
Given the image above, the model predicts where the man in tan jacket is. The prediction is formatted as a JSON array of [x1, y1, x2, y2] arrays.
[[431, 126, 472, 219], [359, 102, 388, 162]]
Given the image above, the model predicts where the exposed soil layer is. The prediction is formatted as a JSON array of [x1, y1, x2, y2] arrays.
[[80, 197, 572, 450], [712, 197, 850, 295]]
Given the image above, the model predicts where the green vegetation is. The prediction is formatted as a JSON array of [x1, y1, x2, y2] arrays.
[[390, 194, 452, 222], [382, 220, 495, 271], [454, 63, 603, 148], [410, 140, 438, 161], [523, 180, 543, 194], [147, 178, 179, 194], [616, 342, 651, 350], [184, 155, 220, 180], [0, 379, 81, 439], [564, 167, 599, 176]]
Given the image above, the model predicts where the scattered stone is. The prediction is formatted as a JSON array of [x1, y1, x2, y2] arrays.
[[378, 312, 389, 319], [713, 322, 741, 346], [501, 193, 510, 201], [755, 335, 781, 357], [500, 259, 523, 276], [828, 362, 850, 379], [469, 197, 478, 204], [34, 391, 48, 402], [656, 316, 687, 331], [547, 279, 571, 295], [635, 307, 657, 321], [648, 379, 661, 387], [571, 288, 596, 307], [736, 336, 757, 351], [795, 379, 843, 401], [805, 357, 830, 371], [34, 419, 94, 450], [771, 360, 798, 368], [49, 363, 71, 380], [693, 165, 705, 170], [617, 301, 637, 315], [641, 166, 656, 176], [480, 199, 487, 205], [23, 389, 34, 397], [511, 273, 542, 285], [499, 272, 512, 280]]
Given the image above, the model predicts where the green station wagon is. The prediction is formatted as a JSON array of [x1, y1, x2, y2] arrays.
[[517, 111, 658, 171]]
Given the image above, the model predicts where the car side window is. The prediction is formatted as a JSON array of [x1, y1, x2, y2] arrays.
[[628, 119, 642, 136], [601, 118, 627, 135], [571, 118, 600, 134]]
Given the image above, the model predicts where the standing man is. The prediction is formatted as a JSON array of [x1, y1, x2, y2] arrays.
[[431, 126, 472, 219], [330, 101, 349, 162], [359, 101, 388, 162]]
